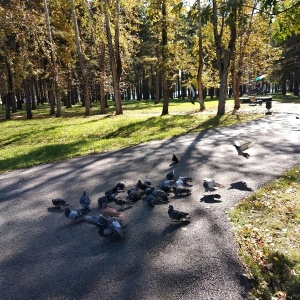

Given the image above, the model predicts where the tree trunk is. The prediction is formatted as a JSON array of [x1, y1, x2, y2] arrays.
[[197, 0, 205, 111], [43, 0, 62, 117], [71, 0, 90, 116], [23, 79, 33, 119], [161, 0, 169, 115], [104, 0, 123, 115]]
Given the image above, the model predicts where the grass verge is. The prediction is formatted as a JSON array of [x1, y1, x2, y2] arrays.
[[229, 165, 300, 300]]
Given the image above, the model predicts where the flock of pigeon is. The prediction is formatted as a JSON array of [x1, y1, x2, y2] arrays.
[[51, 141, 256, 239]]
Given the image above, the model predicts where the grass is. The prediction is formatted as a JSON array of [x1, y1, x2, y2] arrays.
[[0, 97, 264, 173], [229, 165, 300, 300]]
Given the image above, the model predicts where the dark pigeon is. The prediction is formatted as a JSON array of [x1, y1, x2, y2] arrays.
[[168, 205, 191, 222], [166, 169, 175, 180], [172, 154, 179, 163], [172, 186, 192, 196], [52, 198, 69, 208], [234, 141, 256, 159], [146, 194, 156, 208]]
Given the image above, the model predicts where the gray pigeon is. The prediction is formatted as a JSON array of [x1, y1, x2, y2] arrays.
[[203, 179, 225, 193], [98, 195, 109, 208], [168, 205, 191, 222], [234, 141, 256, 159], [178, 176, 192, 185], [149, 187, 169, 202], [52, 198, 69, 208], [80, 191, 91, 211], [64, 207, 82, 221], [160, 180, 175, 192], [172, 186, 192, 196]]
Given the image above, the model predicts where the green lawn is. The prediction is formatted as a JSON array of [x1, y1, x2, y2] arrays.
[[0, 97, 264, 173]]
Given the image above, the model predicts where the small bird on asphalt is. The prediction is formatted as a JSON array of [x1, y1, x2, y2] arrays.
[[172, 154, 180, 163], [99, 202, 124, 219], [115, 181, 126, 191], [112, 197, 132, 207], [98, 195, 109, 208], [173, 186, 192, 196], [149, 187, 169, 202], [144, 178, 152, 186], [98, 218, 124, 238], [52, 198, 69, 208], [234, 141, 256, 159], [127, 188, 145, 202], [105, 187, 119, 197], [178, 176, 193, 185], [168, 205, 191, 222], [203, 179, 225, 193], [166, 169, 175, 180], [160, 180, 175, 192], [80, 191, 91, 211], [146, 194, 156, 208], [137, 179, 149, 191], [64, 207, 82, 221]]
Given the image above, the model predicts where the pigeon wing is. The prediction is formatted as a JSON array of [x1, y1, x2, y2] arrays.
[[240, 141, 256, 151]]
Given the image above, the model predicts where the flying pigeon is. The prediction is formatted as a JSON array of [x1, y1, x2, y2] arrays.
[[172, 154, 179, 163], [166, 169, 175, 180], [168, 205, 191, 222], [172, 186, 192, 196], [52, 198, 69, 208], [64, 207, 82, 221], [146, 194, 156, 208], [99, 202, 124, 219], [234, 141, 256, 159], [80, 191, 91, 211], [203, 179, 225, 193]]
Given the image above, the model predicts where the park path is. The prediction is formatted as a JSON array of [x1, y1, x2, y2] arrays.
[[0, 101, 299, 300]]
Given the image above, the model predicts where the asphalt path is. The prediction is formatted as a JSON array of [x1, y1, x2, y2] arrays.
[[0, 102, 299, 300]]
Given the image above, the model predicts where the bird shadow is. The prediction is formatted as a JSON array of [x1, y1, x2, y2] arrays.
[[228, 181, 253, 191], [47, 207, 64, 213], [200, 194, 222, 203], [162, 221, 190, 235]]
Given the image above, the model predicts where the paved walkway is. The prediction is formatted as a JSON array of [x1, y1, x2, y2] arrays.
[[0, 102, 299, 300]]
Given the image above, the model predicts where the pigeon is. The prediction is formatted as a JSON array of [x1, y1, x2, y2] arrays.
[[166, 169, 175, 180], [137, 180, 149, 191], [178, 176, 192, 185], [98, 218, 124, 238], [105, 186, 119, 197], [84, 215, 110, 227], [160, 180, 175, 192], [144, 178, 152, 186], [149, 187, 169, 202], [234, 141, 256, 159], [99, 202, 124, 219], [168, 205, 191, 222], [115, 181, 126, 191], [203, 179, 225, 193], [98, 195, 109, 208], [64, 207, 82, 221], [172, 186, 192, 196], [112, 197, 132, 207], [175, 178, 184, 187], [127, 188, 145, 202], [172, 154, 179, 163], [146, 194, 156, 208], [52, 198, 69, 208], [80, 191, 91, 211]]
